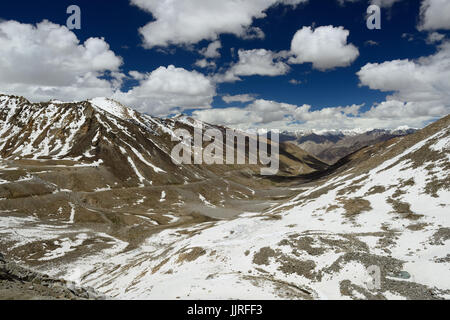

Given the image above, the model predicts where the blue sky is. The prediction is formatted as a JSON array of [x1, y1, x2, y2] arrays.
[[0, 0, 449, 130]]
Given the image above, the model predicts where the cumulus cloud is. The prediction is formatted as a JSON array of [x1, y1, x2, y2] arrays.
[[0, 20, 216, 116], [419, 0, 450, 31], [194, 38, 450, 131], [357, 41, 450, 118], [113, 65, 216, 116], [289, 26, 359, 71], [363, 100, 442, 120], [192, 98, 369, 130], [194, 40, 222, 69], [131, 0, 309, 48], [0, 20, 123, 102], [195, 39, 450, 131], [129, 70, 146, 80], [194, 59, 217, 69], [192, 96, 444, 131], [200, 40, 222, 58], [193, 107, 261, 125], [426, 32, 445, 44], [222, 94, 257, 104], [348, 40, 450, 129], [218, 49, 290, 82]]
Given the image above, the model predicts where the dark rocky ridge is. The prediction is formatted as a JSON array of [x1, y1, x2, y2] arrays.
[[0, 252, 100, 300]]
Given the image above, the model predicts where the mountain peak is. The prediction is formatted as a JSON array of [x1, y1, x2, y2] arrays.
[[89, 97, 135, 120]]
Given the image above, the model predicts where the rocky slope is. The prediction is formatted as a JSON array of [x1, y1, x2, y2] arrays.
[[0, 252, 98, 300]]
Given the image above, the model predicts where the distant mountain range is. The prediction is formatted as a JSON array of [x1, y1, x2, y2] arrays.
[[280, 128, 417, 164]]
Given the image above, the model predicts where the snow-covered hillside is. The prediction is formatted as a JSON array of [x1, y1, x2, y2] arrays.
[[37, 115, 449, 300], [1, 93, 448, 300], [0, 94, 231, 188]]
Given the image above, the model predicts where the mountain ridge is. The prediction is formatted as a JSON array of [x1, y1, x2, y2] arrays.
[[30, 113, 448, 300], [0, 93, 329, 253], [280, 127, 418, 164], [0, 92, 448, 300]]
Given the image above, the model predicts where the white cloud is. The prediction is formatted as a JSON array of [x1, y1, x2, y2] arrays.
[[247, 99, 307, 123], [193, 107, 261, 125], [365, 40, 379, 46], [363, 100, 443, 120], [192, 95, 445, 131], [357, 41, 450, 115], [129, 70, 146, 80], [219, 49, 290, 82], [113, 65, 216, 116], [0, 20, 123, 102], [289, 79, 302, 85], [426, 32, 445, 44], [289, 26, 359, 71], [194, 59, 217, 69], [200, 40, 222, 58], [194, 39, 450, 130], [402, 33, 415, 42], [131, 0, 309, 48], [192, 98, 369, 130], [354, 40, 450, 128], [241, 26, 266, 40], [246, 100, 362, 126], [195, 40, 222, 69], [419, 0, 450, 30], [222, 94, 257, 104], [0, 20, 216, 117]]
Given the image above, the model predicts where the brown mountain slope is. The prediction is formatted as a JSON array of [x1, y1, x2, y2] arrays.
[[29, 113, 447, 300], [0, 94, 328, 251]]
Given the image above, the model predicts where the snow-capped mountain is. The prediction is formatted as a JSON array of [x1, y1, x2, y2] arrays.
[[280, 127, 416, 137], [0, 93, 327, 258], [0, 93, 448, 300], [0, 94, 326, 182], [37, 114, 447, 300], [0, 94, 204, 186]]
